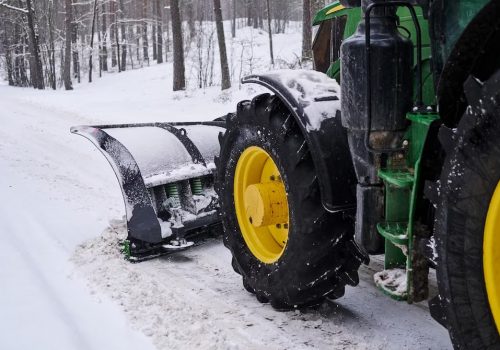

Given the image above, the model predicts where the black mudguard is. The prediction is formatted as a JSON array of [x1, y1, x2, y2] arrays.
[[242, 70, 356, 212]]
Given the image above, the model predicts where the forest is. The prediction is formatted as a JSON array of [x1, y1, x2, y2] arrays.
[[0, 0, 327, 91]]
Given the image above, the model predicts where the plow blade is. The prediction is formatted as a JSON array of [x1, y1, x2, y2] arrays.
[[71, 121, 226, 261]]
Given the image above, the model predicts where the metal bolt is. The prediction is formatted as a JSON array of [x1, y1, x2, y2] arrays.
[[270, 175, 276, 181], [402, 140, 409, 147]]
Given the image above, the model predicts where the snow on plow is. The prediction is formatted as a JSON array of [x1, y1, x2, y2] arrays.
[[71, 121, 226, 261]]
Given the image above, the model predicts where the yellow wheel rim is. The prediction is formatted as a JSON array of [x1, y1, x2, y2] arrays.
[[234, 146, 289, 264], [484, 180, 500, 334]]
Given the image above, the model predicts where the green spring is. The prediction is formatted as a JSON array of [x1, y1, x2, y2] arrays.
[[190, 178, 203, 196], [121, 240, 131, 260], [166, 183, 181, 208]]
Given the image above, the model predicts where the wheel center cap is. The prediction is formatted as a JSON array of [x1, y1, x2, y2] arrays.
[[244, 182, 288, 227]]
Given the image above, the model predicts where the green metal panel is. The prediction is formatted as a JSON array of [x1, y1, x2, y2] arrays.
[[313, 2, 352, 25]]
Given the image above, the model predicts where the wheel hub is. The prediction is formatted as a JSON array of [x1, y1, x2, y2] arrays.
[[244, 182, 288, 227], [484, 180, 500, 334], [234, 146, 289, 263]]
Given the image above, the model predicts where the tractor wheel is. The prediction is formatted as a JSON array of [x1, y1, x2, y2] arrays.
[[215, 93, 364, 309], [434, 71, 500, 349]]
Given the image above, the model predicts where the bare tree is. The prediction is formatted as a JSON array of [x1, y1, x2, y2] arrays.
[[246, 1, 252, 26], [142, 0, 149, 64], [71, 0, 80, 82], [165, 7, 170, 56], [63, 0, 73, 90], [156, 0, 163, 64], [186, 0, 195, 40], [302, 0, 312, 62], [231, 0, 236, 38], [152, 0, 157, 60], [110, 0, 118, 67], [46, 0, 56, 89], [101, 1, 108, 71], [118, 0, 127, 71], [170, 0, 185, 90], [213, 0, 230, 90], [88, 0, 98, 82], [266, 0, 274, 66], [25, 0, 44, 89], [312, 0, 324, 18]]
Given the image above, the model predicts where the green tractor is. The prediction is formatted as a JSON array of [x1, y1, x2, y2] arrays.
[[74, 0, 500, 348], [215, 1, 500, 348]]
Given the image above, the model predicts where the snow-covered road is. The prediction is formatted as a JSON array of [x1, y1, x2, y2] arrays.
[[0, 63, 452, 349]]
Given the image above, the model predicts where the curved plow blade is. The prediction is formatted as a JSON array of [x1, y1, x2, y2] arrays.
[[71, 121, 226, 260]]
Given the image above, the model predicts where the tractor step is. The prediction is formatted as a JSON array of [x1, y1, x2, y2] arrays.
[[376, 221, 408, 245], [373, 112, 439, 303], [378, 169, 414, 188]]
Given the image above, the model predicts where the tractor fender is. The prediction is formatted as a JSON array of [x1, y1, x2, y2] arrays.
[[242, 70, 356, 212], [432, 0, 500, 125]]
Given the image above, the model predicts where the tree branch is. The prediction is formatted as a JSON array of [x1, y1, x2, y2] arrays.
[[0, 1, 28, 13]]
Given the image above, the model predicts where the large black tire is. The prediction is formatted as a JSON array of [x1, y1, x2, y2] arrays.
[[215, 93, 365, 309], [435, 71, 500, 349]]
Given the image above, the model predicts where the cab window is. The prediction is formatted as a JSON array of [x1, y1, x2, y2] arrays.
[[313, 15, 347, 73]]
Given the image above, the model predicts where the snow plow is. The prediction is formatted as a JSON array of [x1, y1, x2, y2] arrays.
[[74, 0, 500, 348], [71, 121, 226, 261]]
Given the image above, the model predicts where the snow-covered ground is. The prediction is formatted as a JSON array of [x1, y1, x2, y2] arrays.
[[0, 24, 452, 349]]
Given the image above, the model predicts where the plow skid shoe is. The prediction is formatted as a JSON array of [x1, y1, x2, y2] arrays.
[[71, 121, 226, 260]]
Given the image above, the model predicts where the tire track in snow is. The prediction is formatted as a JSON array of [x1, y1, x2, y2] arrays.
[[72, 221, 451, 349]]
